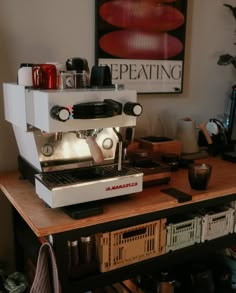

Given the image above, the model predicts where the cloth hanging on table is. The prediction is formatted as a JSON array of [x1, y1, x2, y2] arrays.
[[30, 242, 60, 293]]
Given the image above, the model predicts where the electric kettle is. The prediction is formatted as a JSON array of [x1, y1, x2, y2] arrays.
[[175, 118, 199, 154]]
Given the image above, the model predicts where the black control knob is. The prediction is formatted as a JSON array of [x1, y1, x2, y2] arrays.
[[50, 105, 70, 122], [123, 102, 143, 116]]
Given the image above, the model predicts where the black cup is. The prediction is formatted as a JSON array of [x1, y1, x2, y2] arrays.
[[90, 65, 112, 87], [188, 163, 212, 190]]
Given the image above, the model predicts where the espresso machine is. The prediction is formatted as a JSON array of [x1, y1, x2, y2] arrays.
[[3, 83, 143, 208]]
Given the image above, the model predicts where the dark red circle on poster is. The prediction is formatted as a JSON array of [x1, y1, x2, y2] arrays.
[[99, 1, 184, 32], [99, 30, 183, 59]]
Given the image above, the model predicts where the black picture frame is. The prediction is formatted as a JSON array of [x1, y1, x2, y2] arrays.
[[95, 0, 188, 94]]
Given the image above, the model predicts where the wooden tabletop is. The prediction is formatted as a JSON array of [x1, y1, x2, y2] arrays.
[[1, 157, 236, 237]]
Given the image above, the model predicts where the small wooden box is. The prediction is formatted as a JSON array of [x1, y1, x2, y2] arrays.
[[138, 136, 182, 160]]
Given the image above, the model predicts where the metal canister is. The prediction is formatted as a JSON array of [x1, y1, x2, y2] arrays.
[[67, 240, 79, 278], [159, 272, 175, 293], [80, 236, 93, 264]]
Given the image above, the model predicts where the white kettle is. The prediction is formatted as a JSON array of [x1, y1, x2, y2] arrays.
[[175, 118, 199, 154]]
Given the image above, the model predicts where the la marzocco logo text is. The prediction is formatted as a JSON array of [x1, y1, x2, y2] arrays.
[[106, 182, 138, 191]]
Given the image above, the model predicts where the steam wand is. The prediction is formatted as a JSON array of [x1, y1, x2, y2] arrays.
[[113, 128, 123, 171]]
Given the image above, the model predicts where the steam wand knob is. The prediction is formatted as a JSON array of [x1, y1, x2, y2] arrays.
[[50, 105, 70, 122], [123, 102, 143, 116]]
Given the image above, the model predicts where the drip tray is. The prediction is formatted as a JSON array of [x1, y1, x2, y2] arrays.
[[34, 164, 143, 208]]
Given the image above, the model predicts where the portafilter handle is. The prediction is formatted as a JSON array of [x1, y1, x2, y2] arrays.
[[85, 136, 104, 163], [75, 129, 104, 163]]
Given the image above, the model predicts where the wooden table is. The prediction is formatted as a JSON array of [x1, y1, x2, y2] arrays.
[[1, 157, 236, 237]]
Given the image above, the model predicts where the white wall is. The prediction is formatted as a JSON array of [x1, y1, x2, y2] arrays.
[[0, 0, 235, 269], [136, 0, 236, 138], [0, 0, 235, 170], [0, 0, 236, 170]]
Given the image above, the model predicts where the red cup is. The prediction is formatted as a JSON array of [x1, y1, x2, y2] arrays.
[[32, 64, 57, 89]]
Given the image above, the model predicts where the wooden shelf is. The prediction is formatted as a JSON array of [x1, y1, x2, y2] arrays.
[[54, 234, 236, 292], [1, 156, 236, 292]]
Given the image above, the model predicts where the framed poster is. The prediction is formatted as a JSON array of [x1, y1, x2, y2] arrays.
[[95, 0, 188, 94]]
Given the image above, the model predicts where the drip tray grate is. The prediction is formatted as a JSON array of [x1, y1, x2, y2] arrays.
[[35, 165, 142, 189]]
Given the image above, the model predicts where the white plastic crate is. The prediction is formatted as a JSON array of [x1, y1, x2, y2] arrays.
[[229, 201, 236, 232], [96, 218, 166, 272], [166, 216, 201, 252], [198, 206, 235, 242]]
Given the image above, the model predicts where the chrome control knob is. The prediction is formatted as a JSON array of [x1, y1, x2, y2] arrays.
[[123, 102, 143, 116], [50, 105, 70, 122]]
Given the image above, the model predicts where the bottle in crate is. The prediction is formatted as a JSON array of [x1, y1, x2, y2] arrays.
[[229, 200, 236, 232]]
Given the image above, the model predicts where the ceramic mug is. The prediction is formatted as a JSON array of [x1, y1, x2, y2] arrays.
[[32, 64, 57, 89], [18, 63, 33, 87], [188, 163, 212, 190]]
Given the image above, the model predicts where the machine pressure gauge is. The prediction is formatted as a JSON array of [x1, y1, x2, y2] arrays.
[[41, 143, 54, 157], [102, 138, 113, 150]]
